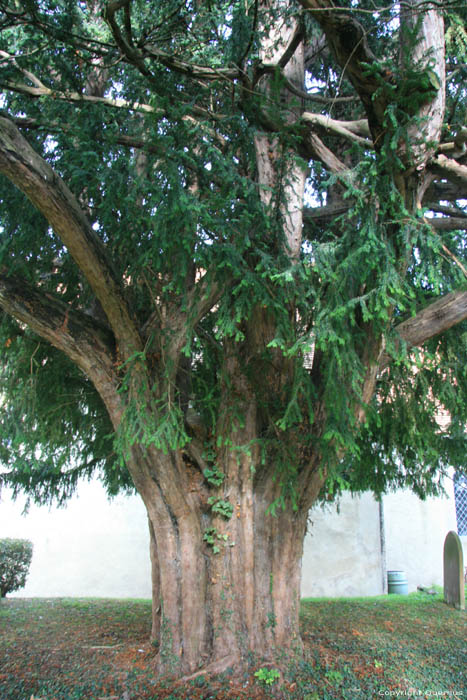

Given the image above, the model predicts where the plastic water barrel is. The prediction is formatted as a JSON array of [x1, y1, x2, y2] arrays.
[[387, 570, 409, 595]]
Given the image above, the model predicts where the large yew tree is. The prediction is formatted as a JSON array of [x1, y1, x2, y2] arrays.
[[0, 0, 466, 677]]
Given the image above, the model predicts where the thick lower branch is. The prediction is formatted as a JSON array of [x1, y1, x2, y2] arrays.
[[395, 289, 467, 348], [0, 270, 122, 420], [0, 116, 142, 359], [380, 289, 467, 368]]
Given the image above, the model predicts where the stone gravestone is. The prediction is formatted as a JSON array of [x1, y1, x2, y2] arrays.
[[443, 531, 465, 611]]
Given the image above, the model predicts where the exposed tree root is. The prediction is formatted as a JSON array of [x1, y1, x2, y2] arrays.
[[180, 654, 239, 682]]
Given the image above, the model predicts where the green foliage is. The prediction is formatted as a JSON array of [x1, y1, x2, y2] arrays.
[[207, 497, 233, 519], [0, 539, 33, 598], [0, 0, 465, 514], [324, 668, 344, 686], [0, 328, 122, 505], [203, 467, 225, 488], [203, 527, 229, 555], [115, 359, 190, 458], [254, 667, 281, 686], [446, 12, 467, 61]]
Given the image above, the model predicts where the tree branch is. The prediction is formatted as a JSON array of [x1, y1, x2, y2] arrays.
[[0, 49, 48, 89], [0, 270, 115, 379], [303, 201, 351, 229], [302, 131, 348, 173], [298, 0, 387, 138], [0, 77, 226, 131], [0, 79, 157, 114], [104, 0, 242, 85], [429, 154, 467, 191], [143, 46, 241, 81], [0, 116, 142, 359], [103, 0, 151, 77], [304, 203, 467, 235], [425, 201, 467, 219], [388, 289, 467, 362], [428, 217, 467, 232], [302, 112, 372, 148], [425, 180, 467, 203]]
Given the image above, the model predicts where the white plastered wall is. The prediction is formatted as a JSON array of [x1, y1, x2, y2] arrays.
[[300, 479, 460, 597], [301, 492, 384, 598], [0, 480, 152, 598]]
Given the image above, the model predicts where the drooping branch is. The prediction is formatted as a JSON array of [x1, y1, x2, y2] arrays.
[[0, 271, 120, 406], [302, 132, 348, 174], [0, 116, 141, 359]]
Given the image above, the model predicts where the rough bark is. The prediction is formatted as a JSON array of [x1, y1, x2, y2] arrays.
[[395, 290, 467, 349], [0, 270, 122, 419], [254, 6, 307, 260], [399, 0, 445, 171], [117, 427, 316, 677]]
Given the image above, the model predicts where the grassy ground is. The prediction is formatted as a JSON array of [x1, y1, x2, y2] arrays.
[[0, 591, 465, 699]]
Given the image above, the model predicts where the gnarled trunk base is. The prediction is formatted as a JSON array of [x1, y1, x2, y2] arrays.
[[140, 465, 309, 678]]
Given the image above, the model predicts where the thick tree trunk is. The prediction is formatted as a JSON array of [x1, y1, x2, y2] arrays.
[[149, 492, 307, 678], [125, 435, 314, 678]]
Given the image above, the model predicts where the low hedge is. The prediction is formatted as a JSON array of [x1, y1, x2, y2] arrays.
[[0, 538, 33, 598]]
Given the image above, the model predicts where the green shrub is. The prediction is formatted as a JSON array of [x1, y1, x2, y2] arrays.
[[0, 538, 33, 597]]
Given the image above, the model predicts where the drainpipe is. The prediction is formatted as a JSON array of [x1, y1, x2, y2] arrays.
[[379, 498, 387, 594]]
